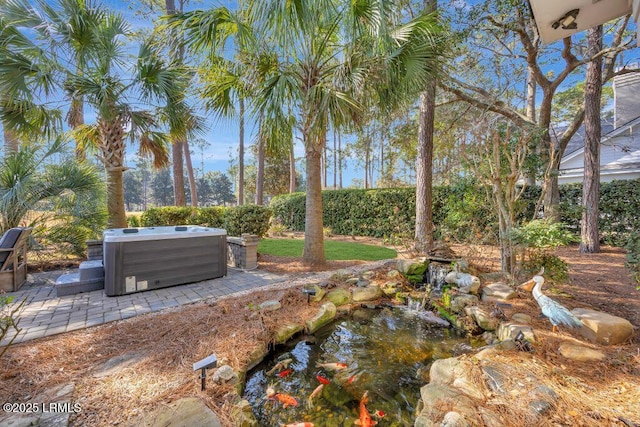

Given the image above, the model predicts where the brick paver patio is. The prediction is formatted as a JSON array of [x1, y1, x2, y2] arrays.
[[1, 268, 285, 347]]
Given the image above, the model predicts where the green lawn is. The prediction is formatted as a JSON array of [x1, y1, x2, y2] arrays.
[[258, 238, 397, 261]]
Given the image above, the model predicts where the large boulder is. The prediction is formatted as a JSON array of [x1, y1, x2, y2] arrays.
[[213, 365, 239, 385], [128, 397, 222, 427], [450, 295, 479, 314], [465, 306, 498, 331], [381, 281, 402, 297], [481, 283, 517, 302], [397, 258, 425, 274], [497, 322, 536, 342], [558, 343, 605, 362], [415, 383, 489, 427], [352, 286, 383, 302], [571, 308, 634, 345], [428, 358, 486, 401], [326, 288, 351, 306], [258, 300, 281, 312], [306, 302, 337, 333], [230, 399, 258, 427], [274, 323, 304, 344]]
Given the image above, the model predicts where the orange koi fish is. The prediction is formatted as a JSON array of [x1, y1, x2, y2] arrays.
[[274, 392, 298, 408], [316, 362, 347, 371], [278, 369, 293, 378], [315, 374, 330, 385], [266, 387, 298, 408], [354, 391, 377, 426], [281, 423, 314, 427], [266, 358, 293, 375], [347, 374, 357, 384]]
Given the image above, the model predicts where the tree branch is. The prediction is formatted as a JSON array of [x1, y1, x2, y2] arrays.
[[439, 78, 536, 131]]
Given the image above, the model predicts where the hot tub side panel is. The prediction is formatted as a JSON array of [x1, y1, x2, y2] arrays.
[[104, 235, 227, 296]]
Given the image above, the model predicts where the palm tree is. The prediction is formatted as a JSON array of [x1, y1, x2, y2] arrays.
[[0, 140, 106, 254], [170, 0, 446, 263], [415, 0, 438, 254], [1, 0, 109, 159], [0, 10, 63, 152], [1, 2, 191, 228], [248, 0, 446, 264], [70, 34, 191, 227], [198, 56, 250, 205]]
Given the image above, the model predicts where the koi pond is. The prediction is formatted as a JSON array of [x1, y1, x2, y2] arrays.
[[243, 306, 474, 426]]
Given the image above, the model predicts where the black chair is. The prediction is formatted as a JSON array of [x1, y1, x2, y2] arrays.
[[0, 227, 32, 292]]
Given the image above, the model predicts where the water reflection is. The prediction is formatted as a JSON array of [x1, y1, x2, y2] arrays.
[[244, 307, 470, 426]]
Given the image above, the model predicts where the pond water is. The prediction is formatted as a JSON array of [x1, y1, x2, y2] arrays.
[[243, 306, 473, 426]]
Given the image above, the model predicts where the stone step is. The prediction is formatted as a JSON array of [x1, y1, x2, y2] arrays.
[[55, 272, 104, 297], [79, 259, 104, 281]]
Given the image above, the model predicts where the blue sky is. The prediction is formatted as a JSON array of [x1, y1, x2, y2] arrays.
[[104, 0, 361, 187], [4, 0, 638, 190]]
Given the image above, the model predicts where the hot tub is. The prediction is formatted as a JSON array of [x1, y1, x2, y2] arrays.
[[103, 226, 227, 296]]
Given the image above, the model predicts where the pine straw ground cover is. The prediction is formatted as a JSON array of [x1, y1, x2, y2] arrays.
[[0, 248, 639, 426]]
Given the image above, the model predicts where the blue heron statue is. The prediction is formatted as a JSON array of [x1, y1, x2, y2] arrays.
[[519, 270, 583, 332]]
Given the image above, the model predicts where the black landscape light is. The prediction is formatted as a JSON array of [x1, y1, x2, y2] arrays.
[[302, 285, 317, 304], [193, 354, 217, 391]]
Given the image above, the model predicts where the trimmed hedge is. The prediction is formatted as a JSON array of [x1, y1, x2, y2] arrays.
[[270, 178, 640, 245], [139, 205, 271, 237], [559, 179, 640, 246]]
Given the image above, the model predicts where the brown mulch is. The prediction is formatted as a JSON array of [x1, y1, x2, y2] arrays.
[[258, 253, 367, 276], [1, 237, 639, 426]]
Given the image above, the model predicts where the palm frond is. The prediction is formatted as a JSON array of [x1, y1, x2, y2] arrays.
[[0, 97, 63, 140], [70, 123, 101, 156], [138, 132, 170, 168], [162, 7, 253, 53]]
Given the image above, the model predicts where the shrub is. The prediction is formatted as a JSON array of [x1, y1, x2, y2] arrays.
[[624, 232, 640, 288], [127, 214, 141, 227], [0, 143, 107, 257], [140, 206, 199, 226], [195, 207, 225, 228], [268, 217, 288, 237], [521, 252, 569, 284], [510, 220, 577, 249], [511, 220, 575, 283], [139, 205, 272, 238], [224, 205, 272, 237], [0, 294, 25, 359], [270, 179, 640, 249]]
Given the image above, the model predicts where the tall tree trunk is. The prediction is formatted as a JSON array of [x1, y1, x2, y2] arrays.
[[542, 146, 561, 221], [255, 135, 264, 205], [302, 130, 325, 265], [165, 0, 186, 207], [380, 129, 384, 184], [289, 144, 296, 193], [333, 128, 337, 189], [580, 25, 603, 253], [415, 0, 437, 254], [98, 117, 127, 228], [338, 131, 342, 189], [525, 66, 536, 185], [106, 167, 127, 228], [238, 97, 245, 205], [69, 97, 86, 160], [323, 144, 327, 189], [184, 140, 198, 206], [364, 141, 369, 189], [172, 141, 186, 206]]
